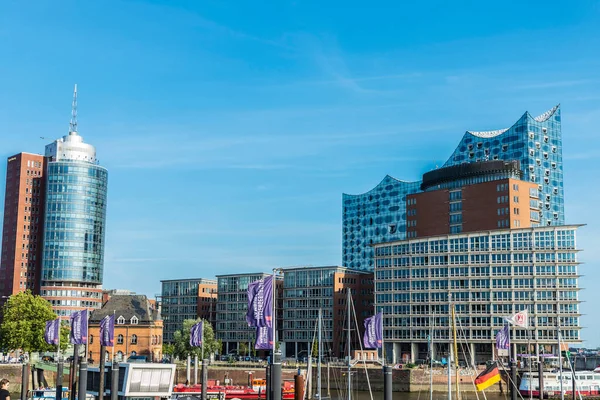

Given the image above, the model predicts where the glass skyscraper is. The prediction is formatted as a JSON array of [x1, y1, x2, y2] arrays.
[[40, 86, 109, 317], [343, 105, 563, 271]]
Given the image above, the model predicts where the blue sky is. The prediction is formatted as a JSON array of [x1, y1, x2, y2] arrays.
[[1, 1, 600, 345]]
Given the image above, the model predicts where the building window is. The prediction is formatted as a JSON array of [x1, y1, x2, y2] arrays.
[[117, 334, 124, 345], [117, 316, 125, 325], [131, 316, 138, 325], [131, 334, 138, 345], [513, 196, 519, 203]]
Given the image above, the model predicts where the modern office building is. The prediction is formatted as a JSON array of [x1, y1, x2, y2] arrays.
[[40, 86, 109, 317], [281, 266, 373, 359], [0, 153, 47, 305], [215, 272, 282, 355], [373, 225, 581, 364], [160, 278, 217, 343], [343, 105, 564, 271]]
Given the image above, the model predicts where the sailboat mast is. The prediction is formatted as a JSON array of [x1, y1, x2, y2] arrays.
[[429, 319, 433, 400], [452, 305, 461, 400], [347, 289, 352, 400], [558, 325, 564, 400], [318, 308, 322, 399]]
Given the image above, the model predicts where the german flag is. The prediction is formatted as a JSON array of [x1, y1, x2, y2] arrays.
[[475, 363, 501, 391]]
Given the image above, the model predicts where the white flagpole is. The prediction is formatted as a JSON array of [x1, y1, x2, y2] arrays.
[[201, 321, 205, 360]]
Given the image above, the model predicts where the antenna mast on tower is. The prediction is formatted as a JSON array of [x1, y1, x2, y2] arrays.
[[69, 84, 78, 134]]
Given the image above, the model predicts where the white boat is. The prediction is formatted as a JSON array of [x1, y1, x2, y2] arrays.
[[519, 371, 600, 397]]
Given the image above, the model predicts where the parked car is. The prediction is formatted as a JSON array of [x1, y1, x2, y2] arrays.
[[42, 356, 54, 362]]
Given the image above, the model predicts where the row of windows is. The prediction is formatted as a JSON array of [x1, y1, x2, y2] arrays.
[[375, 230, 577, 256]]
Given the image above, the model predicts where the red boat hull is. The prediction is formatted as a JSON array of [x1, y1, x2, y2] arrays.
[[174, 386, 295, 400]]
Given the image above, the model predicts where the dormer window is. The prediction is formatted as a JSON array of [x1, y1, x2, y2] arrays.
[[131, 316, 139, 325], [117, 316, 125, 325]]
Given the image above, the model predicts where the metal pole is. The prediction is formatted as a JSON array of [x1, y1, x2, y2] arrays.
[[317, 308, 322, 399], [77, 356, 88, 400], [70, 344, 80, 400], [20, 363, 30, 400], [194, 354, 198, 385], [538, 358, 544, 400], [429, 323, 433, 400], [558, 327, 564, 400], [572, 357, 576, 400], [447, 294, 452, 400], [201, 359, 208, 400], [451, 306, 460, 400], [346, 290, 351, 400], [266, 364, 271, 400], [110, 362, 119, 400], [186, 354, 191, 384], [98, 346, 106, 400], [272, 273, 277, 356], [510, 331, 517, 400], [272, 353, 282, 400], [56, 359, 64, 400], [380, 307, 385, 365], [383, 365, 392, 400]]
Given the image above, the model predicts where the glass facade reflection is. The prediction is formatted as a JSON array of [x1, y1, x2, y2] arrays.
[[343, 106, 564, 271], [42, 162, 108, 283]]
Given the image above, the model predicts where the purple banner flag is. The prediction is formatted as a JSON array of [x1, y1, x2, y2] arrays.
[[255, 324, 273, 350], [44, 319, 60, 346], [246, 275, 273, 328], [70, 310, 88, 345], [496, 325, 510, 350], [100, 315, 115, 347], [190, 321, 203, 347], [363, 311, 383, 349]]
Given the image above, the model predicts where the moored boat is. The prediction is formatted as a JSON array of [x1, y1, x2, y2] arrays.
[[172, 378, 295, 400], [519, 371, 600, 397]]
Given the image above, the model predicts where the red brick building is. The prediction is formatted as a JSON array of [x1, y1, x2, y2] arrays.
[[0, 153, 46, 305]]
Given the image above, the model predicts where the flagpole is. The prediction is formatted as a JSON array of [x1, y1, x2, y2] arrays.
[[201, 321, 205, 361], [57, 319, 61, 361], [380, 308, 384, 366], [272, 273, 276, 355], [112, 310, 116, 362]]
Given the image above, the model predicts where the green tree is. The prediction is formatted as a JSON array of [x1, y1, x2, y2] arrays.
[[172, 319, 221, 359], [162, 343, 175, 357], [0, 291, 69, 352], [311, 338, 318, 358], [238, 342, 248, 356]]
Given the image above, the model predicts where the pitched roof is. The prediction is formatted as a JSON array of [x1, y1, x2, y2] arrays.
[[90, 295, 160, 324]]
